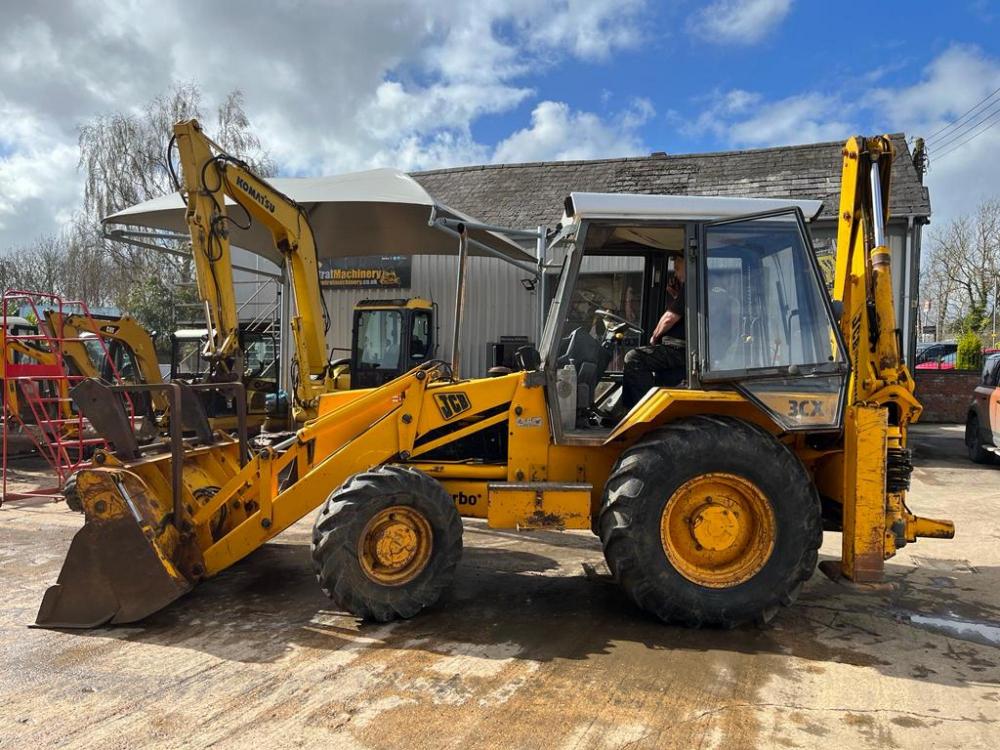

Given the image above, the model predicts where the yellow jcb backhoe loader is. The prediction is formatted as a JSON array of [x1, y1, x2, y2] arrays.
[[35, 133, 954, 629]]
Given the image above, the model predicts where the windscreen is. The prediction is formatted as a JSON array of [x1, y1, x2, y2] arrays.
[[410, 310, 432, 360], [356, 310, 402, 371], [705, 214, 842, 373], [704, 211, 846, 430]]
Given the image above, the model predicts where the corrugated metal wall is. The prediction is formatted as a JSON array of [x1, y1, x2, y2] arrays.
[[321, 253, 541, 378], [236, 219, 920, 387]]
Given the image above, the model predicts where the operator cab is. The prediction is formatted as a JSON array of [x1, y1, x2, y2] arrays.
[[170, 322, 279, 418], [350, 299, 435, 389], [540, 193, 848, 443]]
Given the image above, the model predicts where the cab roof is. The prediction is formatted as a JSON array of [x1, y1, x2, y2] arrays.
[[562, 192, 824, 224]]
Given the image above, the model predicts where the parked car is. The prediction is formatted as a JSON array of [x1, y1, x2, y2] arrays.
[[965, 352, 1000, 463], [916, 352, 957, 370], [915, 341, 957, 368]]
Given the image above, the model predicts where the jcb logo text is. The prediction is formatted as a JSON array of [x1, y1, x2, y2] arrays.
[[435, 392, 471, 420]]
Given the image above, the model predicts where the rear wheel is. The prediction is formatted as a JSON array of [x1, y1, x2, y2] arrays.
[[311, 465, 462, 621], [599, 416, 821, 627], [966, 413, 994, 464]]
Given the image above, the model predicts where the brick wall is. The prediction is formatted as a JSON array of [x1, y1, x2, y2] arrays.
[[914, 370, 980, 423]]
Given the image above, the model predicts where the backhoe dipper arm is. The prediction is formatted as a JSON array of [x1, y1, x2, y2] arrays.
[[825, 136, 953, 581], [832, 135, 915, 408], [173, 119, 330, 416]]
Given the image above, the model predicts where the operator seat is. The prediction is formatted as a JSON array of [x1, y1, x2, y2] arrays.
[[557, 327, 611, 416]]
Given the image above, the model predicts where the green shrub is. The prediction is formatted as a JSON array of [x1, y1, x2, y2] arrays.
[[956, 330, 983, 371]]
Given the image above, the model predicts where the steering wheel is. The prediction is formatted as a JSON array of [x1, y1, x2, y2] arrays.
[[595, 309, 643, 335]]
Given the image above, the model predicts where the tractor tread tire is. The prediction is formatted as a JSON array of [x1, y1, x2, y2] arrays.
[[599, 415, 822, 628], [311, 465, 462, 622]]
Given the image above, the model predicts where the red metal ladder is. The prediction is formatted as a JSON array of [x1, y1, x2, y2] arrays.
[[2, 290, 137, 504]]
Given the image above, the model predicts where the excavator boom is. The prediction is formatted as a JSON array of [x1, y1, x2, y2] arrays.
[[172, 120, 331, 419]]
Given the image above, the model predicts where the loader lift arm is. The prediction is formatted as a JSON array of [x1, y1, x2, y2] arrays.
[[34, 361, 453, 626], [173, 119, 331, 420]]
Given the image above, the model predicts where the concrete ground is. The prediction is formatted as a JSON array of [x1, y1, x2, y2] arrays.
[[1, 424, 998, 749]]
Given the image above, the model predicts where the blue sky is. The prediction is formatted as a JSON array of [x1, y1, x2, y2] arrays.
[[1, 0, 999, 250]]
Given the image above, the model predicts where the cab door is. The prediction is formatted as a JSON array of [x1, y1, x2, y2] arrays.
[[697, 208, 849, 431]]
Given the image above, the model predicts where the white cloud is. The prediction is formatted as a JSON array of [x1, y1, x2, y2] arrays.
[[871, 45, 1000, 228], [690, 0, 793, 44], [493, 99, 653, 163], [685, 88, 850, 147], [683, 44, 1000, 229], [726, 93, 852, 146], [0, 0, 647, 250], [528, 0, 646, 60]]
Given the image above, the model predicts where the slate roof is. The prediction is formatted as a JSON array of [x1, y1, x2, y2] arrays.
[[412, 134, 930, 229]]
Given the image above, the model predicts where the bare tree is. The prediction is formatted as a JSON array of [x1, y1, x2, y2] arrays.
[[921, 198, 1000, 341], [79, 83, 274, 224]]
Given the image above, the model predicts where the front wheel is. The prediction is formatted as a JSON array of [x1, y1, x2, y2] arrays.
[[311, 465, 463, 622], [599, 416, 822, 627], [966, 413, 994, 464]]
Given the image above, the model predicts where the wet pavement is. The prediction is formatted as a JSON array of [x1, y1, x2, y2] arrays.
[[1, 424, 998, 749]]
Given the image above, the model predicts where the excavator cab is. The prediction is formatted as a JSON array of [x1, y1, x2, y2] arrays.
[[349, 298, 435, 389], [170, 323, 280, 426]]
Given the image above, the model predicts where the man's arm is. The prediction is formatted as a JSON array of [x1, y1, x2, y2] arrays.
[[651, 310, 681, 345]]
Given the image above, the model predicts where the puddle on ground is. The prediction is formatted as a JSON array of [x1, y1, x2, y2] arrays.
[[905, 613, 1000, 648]]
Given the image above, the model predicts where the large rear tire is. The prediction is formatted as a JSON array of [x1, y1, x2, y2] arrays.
[[599, 416, 821, 627], [966, 413, 994, 464], [311, 465, 462, 622]]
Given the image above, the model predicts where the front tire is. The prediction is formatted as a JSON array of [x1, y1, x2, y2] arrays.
[[966, 413, 994, 464], [599, 416, 822, 628], [311, 465, 462, 622]]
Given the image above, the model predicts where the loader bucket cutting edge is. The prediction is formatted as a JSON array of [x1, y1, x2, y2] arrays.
[[35, 517, 192, 628]]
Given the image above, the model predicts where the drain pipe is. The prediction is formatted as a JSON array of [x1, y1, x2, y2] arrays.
[[451, 223, 469, 378]]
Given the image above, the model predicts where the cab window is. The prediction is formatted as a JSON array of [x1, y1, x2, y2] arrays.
[[702, 210, 846, 430], [357, 309, 402, 371], [410, 310, 432, 360], [562, 253, 646, 370], [704, 213, 842, 374]]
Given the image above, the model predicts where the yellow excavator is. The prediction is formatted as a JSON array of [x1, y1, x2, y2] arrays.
[[2, 312, 159, 431], [36, 132, 954, 629], [169, 120, 436, 423], [46, 311, 165, 407]]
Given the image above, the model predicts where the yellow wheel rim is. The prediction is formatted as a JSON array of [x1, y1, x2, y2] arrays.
[[660, 472, 775, 588], [358, 505, 433, 586]]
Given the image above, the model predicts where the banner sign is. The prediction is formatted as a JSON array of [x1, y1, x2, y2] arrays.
[[318, 255, 412, 289]]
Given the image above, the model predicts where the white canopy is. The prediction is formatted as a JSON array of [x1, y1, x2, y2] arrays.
[[103, 168, 534, 267]]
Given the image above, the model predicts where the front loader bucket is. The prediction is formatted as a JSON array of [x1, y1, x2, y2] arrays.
[[34, 467, 194, 629], [35, 517, 192, 628]]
